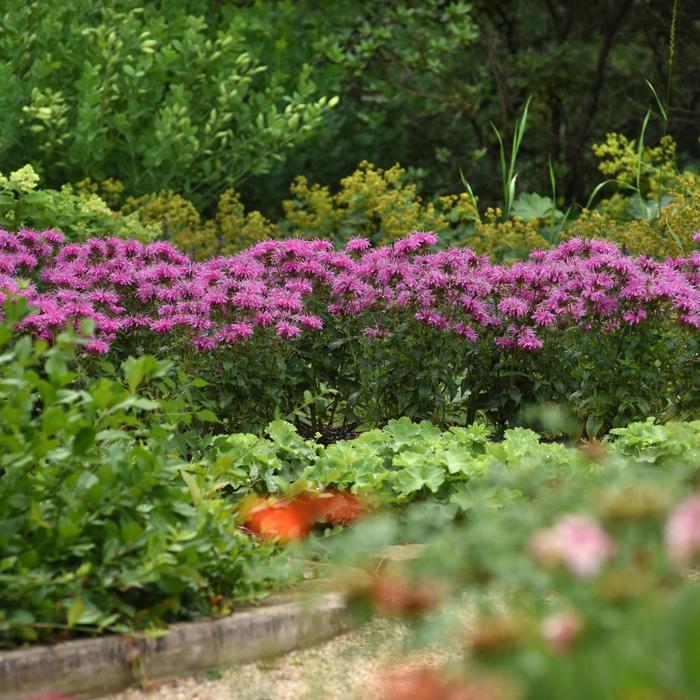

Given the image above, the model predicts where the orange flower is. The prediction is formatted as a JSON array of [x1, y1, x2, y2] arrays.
[[244, 498, 313, 542], [312, 489, 365, 526], [381, 667, 516, 700], [241, 488, 365, 544], [381, 667, 452, 700]]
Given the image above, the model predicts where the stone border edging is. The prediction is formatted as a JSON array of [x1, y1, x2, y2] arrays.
[[0, 592, 351, 700]]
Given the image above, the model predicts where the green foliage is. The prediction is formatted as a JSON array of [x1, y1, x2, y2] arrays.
[[610, 417, 700, 463], [0, 164, 159, 241], [0, 1, 335, 209], [201, 417, 700, 513], [204, 418, 494, 506], [0, 301, 292, 646], [239, 0, 699, 214], [567, 139, 700, 257], [0, 0, 696, 220], [1, 280, 697, 656], [310, 419, 700, 699]]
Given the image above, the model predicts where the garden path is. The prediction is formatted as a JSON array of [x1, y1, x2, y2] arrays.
[[105, 618, 447, 700]]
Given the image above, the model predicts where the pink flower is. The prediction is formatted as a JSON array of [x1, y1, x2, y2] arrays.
[[346, 237, 371, 253], [393, 231, 439, 255], [665, 493, 700, 567], [516, 327, 543, 350], [192, 335, 216, 351], [532, 306, 556, 327], [363, 325, 391, 339], [150, 318, 175, 333], [1, 228, 698, 360], [276, 321, 301, 339], [622, 309, 647, 325], [217, 323, 254, 343], [253, 311, 275, 326], [498, 296, 529, 318], [530, 514, 615, 578], [415, 310, 449, 329], [83, 339, 110, 354], [541, 610, 583, 653], [495, 335, 517, 349], [452, 323, 478, 341], [42, 229, 65, 244], [297, 314, 323, 330]]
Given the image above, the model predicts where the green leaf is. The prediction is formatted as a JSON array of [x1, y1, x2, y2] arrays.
[[96, 429, 130, 442], [124, 356, 146, 393], [45, 353, 68, 380], [66, 597, 85, 626], [196, 409, 220, 423], [449, 484, 476, 511], [73, 426, 96, 454], [586, 415, 604, 438], [42, 406, 66, 436], [511, 192, 559, 221], [181, 470, 202, 505], [440, 447, 473, 475], [393, 462, 446, 495]]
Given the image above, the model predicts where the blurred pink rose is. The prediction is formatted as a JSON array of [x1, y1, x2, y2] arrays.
[[541, 610, 584, 652], [665, 492, 700, 567], [530, 514, 615, 577]]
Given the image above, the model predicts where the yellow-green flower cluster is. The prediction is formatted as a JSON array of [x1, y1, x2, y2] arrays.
[[122, 188, 278, 259], [282, 161, 450, 244], [0, 165, 41, 193]]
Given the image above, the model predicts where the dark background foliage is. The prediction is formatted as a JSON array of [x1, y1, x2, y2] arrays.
[[2, 0, 697, 215], [234, 0, 700, 214]]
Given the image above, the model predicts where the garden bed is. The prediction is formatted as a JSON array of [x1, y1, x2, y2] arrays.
[[0, 592, 351, 700]]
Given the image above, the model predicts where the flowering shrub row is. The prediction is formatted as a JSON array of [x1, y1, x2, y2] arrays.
[[1, 229, 698, 432], [0, 229, 698, 352]]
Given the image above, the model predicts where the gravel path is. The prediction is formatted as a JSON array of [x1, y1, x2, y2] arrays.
[[105, 617, 449, 700]]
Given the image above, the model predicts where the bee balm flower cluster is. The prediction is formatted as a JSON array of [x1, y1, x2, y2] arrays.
[[0, 229, 697, 353]]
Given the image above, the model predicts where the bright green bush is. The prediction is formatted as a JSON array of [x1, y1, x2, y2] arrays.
[[0, 1, 335, 209], [0, 164, 159, 241], [0, 301, 292, 646]]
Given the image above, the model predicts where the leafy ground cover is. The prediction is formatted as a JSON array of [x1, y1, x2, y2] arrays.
[[303, 419, 700, 699]]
